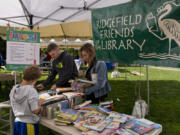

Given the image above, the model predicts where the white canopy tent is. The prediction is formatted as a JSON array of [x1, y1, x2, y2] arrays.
[[0, 0, 131, 29], [0, 0, 152, 116]]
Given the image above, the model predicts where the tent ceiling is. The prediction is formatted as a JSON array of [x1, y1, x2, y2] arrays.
[[0, 21, 92, 41], [0, 0, 131, 40], [0, 0, 131, 28]]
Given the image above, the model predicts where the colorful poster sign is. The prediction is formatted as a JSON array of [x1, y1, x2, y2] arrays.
[[6, 30, 40, 70]]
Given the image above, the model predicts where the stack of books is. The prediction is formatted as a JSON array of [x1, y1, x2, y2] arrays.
[[56, 87, 73, 93], [74, 110, 111, 132], [78, 104, 111, 115], [63, 92, 84, 108], [55, 109, 81, 125], [42, 95, 65, 106]]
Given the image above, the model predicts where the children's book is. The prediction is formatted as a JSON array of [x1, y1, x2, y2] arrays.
[[111, 128, 137, 135], [74, 119, 89, 132], [100, 100, 113, 106], [74, 111, 104, 132], [56, 87, 73, 93], [82, 129, 114, 135], [108, 112, 134, 123], [57, 109, 80, 122], [42, 95, 65, 105], [79, 104, 99, 111], [74, 100, 92, 110], [83, 118, 112, 132], [39, 93, 51, 99], [39, 90, 53, 99], [77, 79, 96, 84], [63, 92, 82, 99], [97, 105, 111, 115], [82, 130, 100, 135], [106, 121, 120, 129], [100, 129, 114, 135], [54, 118, 71, 125], [72, 80, 93, 91], [124, 120, 155, 134], [59, 100, 69, 110]]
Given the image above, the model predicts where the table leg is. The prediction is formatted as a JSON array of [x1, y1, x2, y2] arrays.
[[9, 108, 14, 135]]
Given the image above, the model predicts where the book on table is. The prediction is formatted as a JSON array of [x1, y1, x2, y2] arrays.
[[56, 87, 73, 93], [56, 109, 80, 122], [77, 79, 96, 84], [124, 120, 155, 134], [83, 118, 112, 132]]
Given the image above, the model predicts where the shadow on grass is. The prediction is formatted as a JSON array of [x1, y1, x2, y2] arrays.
[[108, 80, 180, 135]]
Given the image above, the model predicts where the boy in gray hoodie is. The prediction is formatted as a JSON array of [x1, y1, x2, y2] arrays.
[[10, 66, 44, 135]]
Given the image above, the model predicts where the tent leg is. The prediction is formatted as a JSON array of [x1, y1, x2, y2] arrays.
[[146, 65, 150, 114]]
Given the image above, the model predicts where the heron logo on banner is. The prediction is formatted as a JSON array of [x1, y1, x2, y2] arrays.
[[92, 0, 180, 67], [145, 1, 180, 60]]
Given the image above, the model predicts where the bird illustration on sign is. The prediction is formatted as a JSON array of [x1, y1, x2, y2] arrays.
[[143, 0, 180, 60]]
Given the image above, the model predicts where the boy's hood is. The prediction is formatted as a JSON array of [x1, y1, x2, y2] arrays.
[[10, 85, 32, 104]]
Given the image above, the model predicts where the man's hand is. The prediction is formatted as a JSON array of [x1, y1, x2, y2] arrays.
[[36, 84, 44, 90], [51, 84, 57, 90], [77, 86, 84, 93]]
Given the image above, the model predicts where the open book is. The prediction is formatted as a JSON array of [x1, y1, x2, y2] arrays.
[[77, 79, 96, 84]]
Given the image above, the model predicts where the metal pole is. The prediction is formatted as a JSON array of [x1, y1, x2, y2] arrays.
[[125, 65, 127, 80], [10, 108, 14, 135], [14, 71, 17, 85], [146, 65, 150, 114], [29, 14, 33, 30]]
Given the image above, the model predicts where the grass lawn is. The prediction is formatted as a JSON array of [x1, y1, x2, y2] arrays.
[[107, 66, 180, 135], [1, 66, 180, 135]]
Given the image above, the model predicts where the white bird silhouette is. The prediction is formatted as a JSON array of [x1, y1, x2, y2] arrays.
[[158, 3, 180, 55]]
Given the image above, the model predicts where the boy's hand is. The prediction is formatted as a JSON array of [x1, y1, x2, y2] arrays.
[[38, 98, 45, 106], [36, 84, 44, 90], [51, 84, 57, 90], [33, 99, 45, 115]]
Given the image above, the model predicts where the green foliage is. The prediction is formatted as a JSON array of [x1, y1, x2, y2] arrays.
[[0, 37, 6, 59]]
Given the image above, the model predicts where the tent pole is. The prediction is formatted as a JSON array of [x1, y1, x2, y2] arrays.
[[63, 0, 101, 22], [29, 14, 33, 30], [60, 24, 68, 49], [34, 7, 63, 27], [146, 65, 150, 114], [0, 19, 28, 27], [19, 0, 30, 26]]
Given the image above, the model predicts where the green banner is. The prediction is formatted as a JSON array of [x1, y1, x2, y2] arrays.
[[6, 64, 31, 71], [92, 0, 180, 67]]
